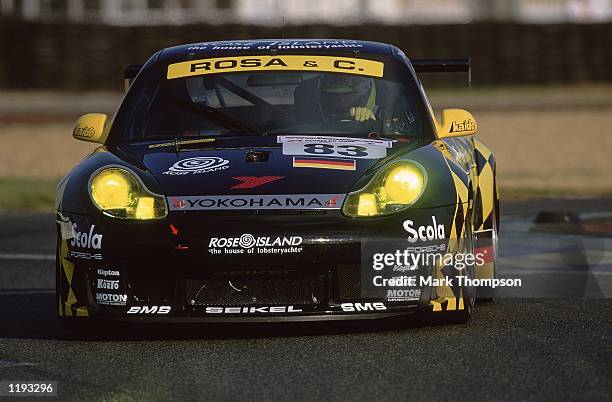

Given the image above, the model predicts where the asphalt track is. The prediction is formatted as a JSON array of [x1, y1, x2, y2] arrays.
[[0, 199, 611, 401]]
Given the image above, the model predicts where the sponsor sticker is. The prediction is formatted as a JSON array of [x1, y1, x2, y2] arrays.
[[97, 268, 119, 277], [96, 293, 127, 306], [204, 306, 303, 314], [293, 157, 356, 171], [163, 156, 229, 175], [340, 302, 387, 312], [449, 119, 476, 133], [186, 40, 365, 52], [69, 251, 102, 260], [168, 194, 345, 211], [208, 234, 303, 255], [73, 126, 95, 138], [230, 176, 284, 189], [403, 216, 446, 244], [386, 289, 422, 302], [95, 268, 125, 306], [97, 279, 119, 290], [127, 306, 171, 314], [70, 224, 103, 250], [167, 55, 384, 79], [278, 135, 393, 148]]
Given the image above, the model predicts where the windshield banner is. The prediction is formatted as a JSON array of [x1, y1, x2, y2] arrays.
[[167, 55, 384, 79]]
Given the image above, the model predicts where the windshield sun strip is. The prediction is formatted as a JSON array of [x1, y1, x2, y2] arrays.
[[167, 55, 384, 80]]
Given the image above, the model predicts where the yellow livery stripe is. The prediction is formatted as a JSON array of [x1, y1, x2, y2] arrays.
[[430, 300, 443, 312]]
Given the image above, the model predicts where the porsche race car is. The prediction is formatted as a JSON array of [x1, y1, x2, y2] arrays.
[[56, 39, 499, 327]]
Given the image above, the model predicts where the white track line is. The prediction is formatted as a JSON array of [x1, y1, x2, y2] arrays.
[[0, 361, 37, 368], [0, 253, 54, 261]]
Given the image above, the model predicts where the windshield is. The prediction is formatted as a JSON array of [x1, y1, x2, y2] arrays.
[[112, 55, 434, 142]]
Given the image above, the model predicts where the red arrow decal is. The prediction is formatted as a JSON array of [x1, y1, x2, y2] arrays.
[[230, 176, 284, 189], [169, 224, 179, 236]]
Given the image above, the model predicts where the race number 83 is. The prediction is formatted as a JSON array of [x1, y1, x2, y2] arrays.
[[304, 144, 369, 157], [283, 142, 386, 160]]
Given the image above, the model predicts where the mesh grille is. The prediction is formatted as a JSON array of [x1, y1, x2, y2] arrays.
[[335, 264, 361, 301], [186, 274, 326, 306]]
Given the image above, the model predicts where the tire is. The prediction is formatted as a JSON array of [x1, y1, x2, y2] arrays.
[[449, 219, 476, 323]]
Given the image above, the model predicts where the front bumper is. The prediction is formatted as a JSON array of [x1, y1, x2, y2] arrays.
[[58, 205, 459, 322]]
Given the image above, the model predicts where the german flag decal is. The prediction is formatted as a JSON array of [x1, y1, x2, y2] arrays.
[[293, 157, 356, 171]]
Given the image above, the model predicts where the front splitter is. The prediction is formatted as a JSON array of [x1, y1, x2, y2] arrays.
[[85, 306, 421, 323]]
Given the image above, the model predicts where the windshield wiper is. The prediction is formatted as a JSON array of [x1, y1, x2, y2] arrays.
[[175, 100, 261, 136], [148, 137, 216, 149]]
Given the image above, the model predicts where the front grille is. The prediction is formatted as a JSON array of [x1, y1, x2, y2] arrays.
[[335, 264, 361, 301], [185, 274, 326, 306]]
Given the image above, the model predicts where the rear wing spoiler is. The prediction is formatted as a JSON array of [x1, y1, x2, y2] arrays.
[[124, 64, 142, 91], [411, 58, 471, 86]]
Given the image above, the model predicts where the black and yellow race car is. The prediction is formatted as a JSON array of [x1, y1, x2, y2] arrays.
[[56, 39, 498, 327]]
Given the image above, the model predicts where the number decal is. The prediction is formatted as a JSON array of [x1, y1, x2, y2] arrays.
[[303, 144, 369, 157], [303, 143, 335, 155], [281, 139, 387, 159], [336, 145, 368, 157]]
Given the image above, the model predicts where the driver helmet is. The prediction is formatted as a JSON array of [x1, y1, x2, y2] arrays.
[[319, 75, 375, 117]]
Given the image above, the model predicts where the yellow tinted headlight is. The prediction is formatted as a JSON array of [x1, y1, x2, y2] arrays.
[[383, 165, 424, 205], [135, 196, 156, 220], [356, 193, 378, 216], [342, 162, 426, 217], [90, 167, 167, 220], [91, 169, 133, 209]]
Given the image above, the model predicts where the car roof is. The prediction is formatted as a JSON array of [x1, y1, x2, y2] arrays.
[[157, 39, 399, 63]]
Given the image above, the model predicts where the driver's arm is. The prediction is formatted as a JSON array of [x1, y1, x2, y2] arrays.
[[349, 106, 377, 122], [349, 80, 378, 122]]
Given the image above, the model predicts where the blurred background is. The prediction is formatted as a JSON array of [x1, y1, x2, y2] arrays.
[[0, 0, 611, 210]]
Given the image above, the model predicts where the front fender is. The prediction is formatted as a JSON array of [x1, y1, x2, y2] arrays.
[[473, 138, 497, 232], [56, 146, 164, 215]]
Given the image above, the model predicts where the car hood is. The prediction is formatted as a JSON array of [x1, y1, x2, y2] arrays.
[[116, 136, 416, 197]]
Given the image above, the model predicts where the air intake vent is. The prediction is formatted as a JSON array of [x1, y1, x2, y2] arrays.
[[185, 274, 326, 306]]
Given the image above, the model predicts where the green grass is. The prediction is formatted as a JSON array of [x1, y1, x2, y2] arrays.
[[0, 178, 58, 211]]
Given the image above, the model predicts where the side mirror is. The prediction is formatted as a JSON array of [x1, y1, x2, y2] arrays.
[[73, 113, 108, 144], [437, 109, 477, 138]]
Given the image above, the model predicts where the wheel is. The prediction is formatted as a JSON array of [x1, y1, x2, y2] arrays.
[[447, 217, 476, 323]]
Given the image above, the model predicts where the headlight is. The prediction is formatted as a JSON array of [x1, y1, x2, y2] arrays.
[[342, 161, 426, 217], [90, 167, 167, 220]]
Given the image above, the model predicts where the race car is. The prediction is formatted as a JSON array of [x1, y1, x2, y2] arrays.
[[56, 39, 498, 328]]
